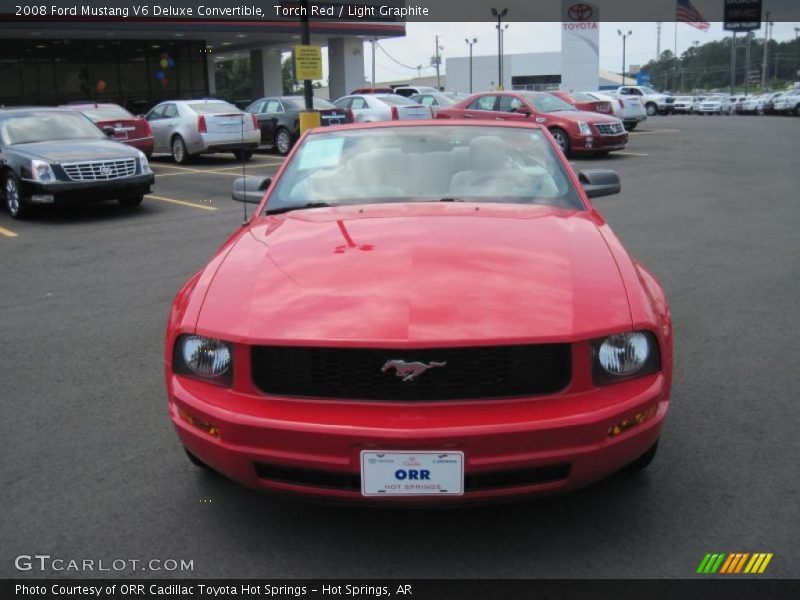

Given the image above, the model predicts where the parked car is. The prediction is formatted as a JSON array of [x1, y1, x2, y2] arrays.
[[615, 85, 674, 116], [773, 89, 800, 115], [393, 85, 440, 97], [436, 91, 627, 156], [549, 91, 614, 116], [333, 94, 433, 123], [61, 102, 154, 156], [760, 92, 784, 114], [168, 120, 672, 503], [729, 95, 748, 114], [695, 94, 733, 115], [409, 92, 469, 116], [671, 96, 697, 114], [351, 87, 394, 94], [245, 96, 352, 156], [145, 99, 260, 164], [0, 107, 154, 219], [740, 94, 766, 114], [585, 92, 646, 130]]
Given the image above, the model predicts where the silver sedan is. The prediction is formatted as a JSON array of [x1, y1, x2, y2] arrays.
[[333, 94, 432, 123], [146, 99, 261, 163]]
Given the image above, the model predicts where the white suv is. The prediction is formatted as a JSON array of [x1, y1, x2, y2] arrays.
[[615, 86, 674, 116], [773, 89, 800, 115]]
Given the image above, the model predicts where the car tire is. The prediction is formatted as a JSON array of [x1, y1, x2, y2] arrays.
[[624, 122, 637, 131], [118, 194, 144, 207], [645, 103, 657, 117], [549, 128, 571, 156], [184, 448, 213, 470], [171, 135, 191, 164], [274, 128, 294, 156], [3, 171, 30, 220], [625, 439, 659, 472], [233, 149, 254, 161]]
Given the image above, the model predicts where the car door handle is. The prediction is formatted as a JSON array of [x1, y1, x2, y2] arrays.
[[464, 114, 476, 118]]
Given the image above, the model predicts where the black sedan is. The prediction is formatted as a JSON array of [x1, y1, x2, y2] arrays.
[[244, 96, 351, 156], [0, 108, 154, 219]]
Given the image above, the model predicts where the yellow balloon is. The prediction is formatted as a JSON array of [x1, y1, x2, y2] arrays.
[[160, 59, 168, 69]]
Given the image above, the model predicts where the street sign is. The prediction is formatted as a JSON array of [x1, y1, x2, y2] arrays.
[[294, 45, 323, 80], [636, 71, 651, 86], [723, 0, 762, 32]]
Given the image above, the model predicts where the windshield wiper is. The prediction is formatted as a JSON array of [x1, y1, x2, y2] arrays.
[[265, 202, 335, 215], [438, 197, 466, 202]]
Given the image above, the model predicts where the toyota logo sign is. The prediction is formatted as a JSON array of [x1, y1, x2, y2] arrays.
[[567, 3, 594, 21]]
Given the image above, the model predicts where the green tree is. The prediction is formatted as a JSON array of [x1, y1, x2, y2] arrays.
[[215, 57, 252, 102]]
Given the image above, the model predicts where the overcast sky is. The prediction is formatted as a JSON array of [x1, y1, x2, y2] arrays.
[[362, 21, 800, 83]]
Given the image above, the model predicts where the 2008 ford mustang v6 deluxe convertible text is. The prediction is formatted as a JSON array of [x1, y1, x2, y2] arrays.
[[165, 121, 672, 504]]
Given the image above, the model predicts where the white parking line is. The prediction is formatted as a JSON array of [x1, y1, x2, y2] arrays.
[[146, 194, 217, 211], [615, 151, 650, 157]]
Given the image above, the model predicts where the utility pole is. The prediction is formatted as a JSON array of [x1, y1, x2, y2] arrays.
[[656, 22, 663, 61], [491, 7, 508, 90], [433, 34, 442, 90], [744, 32, 751, 96], [761, 10, 770, 89], [730, 31, 737, 95], [371, 39, 376, 88], [465, 38, 477, 93]]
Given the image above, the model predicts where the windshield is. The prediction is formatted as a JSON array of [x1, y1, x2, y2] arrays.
[[74, 105, 134, 121], [640, 87, 657, 95], [0, 111, 104, 145], [519, 93, 575, 113], [570, 92, 598, 102], [267, 125, 583, 213], [187, 102, 241, 114], [284, 97, 338, 110]]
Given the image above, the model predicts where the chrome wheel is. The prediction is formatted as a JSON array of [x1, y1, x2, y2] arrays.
[[4, 174, 21, 217], [172, 137, 187, 164], [551, 129, 568, 153], [275, 129, 292, 156], [645, 103, 657, 117]]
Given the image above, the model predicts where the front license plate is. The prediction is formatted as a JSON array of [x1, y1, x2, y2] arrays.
[[361, 451, 464, 496]]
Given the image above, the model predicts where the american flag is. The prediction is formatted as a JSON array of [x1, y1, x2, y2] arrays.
[[676, 0, 710, 31]]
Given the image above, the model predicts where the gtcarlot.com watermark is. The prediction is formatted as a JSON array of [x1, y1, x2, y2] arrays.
[[14, 554, 194, 573]]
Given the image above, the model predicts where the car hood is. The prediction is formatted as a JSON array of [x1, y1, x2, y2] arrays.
[[8, 139, 140, 162], [555, 110, 622, 124], [195, 204, 633, 344]]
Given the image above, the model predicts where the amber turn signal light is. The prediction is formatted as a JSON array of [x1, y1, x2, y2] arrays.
[[608, 404, 658, 437]]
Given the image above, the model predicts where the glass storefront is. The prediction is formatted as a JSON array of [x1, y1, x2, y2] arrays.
[[0, 39, 208, 113]]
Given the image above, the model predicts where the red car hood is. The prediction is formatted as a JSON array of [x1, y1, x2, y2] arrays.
[[558, 110, 619, 124], [195, 203, 632, 344]]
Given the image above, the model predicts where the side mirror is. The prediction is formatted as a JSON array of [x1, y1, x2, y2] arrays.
[[519, 107, 532, 117], [102, 126, 115, 138], [232, 176, 271, 204], [578, 169, 621, 198]]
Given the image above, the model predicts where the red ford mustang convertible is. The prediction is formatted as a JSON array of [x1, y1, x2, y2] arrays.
[[165, 121, 672, 504]]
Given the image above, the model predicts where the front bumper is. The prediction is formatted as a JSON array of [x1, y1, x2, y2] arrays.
[[571, 132, 628, 153], [21, 173, 154, 204], [168, 371, 668, 504]]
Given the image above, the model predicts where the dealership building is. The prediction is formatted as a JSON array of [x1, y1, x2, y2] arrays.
[[0, 3, 404, 111]]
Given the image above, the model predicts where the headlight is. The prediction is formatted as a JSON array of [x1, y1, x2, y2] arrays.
[[592, 331, 660, 385], [137, 151, 151, 174], [31, 160, 56, 182], [577, 121, 592, 136], [174, 335, 232, 385]]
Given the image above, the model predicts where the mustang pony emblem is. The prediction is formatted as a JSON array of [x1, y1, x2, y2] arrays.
[[382, 359, 447, 382]]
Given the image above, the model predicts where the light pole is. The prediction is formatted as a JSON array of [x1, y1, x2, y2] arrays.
[[618, 29, 632, 85], [432, 35, 444, 91], [491, 7, 508, 90], [465, 38, 477, 93]]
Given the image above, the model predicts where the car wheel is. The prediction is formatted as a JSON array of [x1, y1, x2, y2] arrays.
[[171, 135, 191, 164], [274, 128, 294, 156], [232, 149, 254, 161], [3, 171, 30, 220], [645, 103, 657, 117], [549, 128, 571, 156], [625, 439, 659, 472], [184, 448, 212, 470], [624, 122, 637, 131], [118, 194, 144, 207]]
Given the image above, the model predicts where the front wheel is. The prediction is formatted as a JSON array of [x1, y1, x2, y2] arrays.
[[232, 149, 254, 162], [549, 128, 571, 156], [274, 128, 294, 156], [624, 122, 637, 131], [625, 439, 659, 472], [3, 171, 30, 220], [645, 103, 657, 117], [118, 194, 144, 207]]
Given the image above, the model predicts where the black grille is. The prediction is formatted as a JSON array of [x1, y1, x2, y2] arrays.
[[250, 344, 571, 401], [253, 462, 571, 492]]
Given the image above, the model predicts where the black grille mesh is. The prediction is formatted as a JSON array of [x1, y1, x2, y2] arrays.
[[251, 344, 571, 401]]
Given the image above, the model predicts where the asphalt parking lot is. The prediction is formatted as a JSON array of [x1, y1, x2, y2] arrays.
[[2, 115, 799, 579]]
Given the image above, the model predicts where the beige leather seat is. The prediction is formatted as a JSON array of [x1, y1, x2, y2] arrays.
[[448, 136, 531, 197]]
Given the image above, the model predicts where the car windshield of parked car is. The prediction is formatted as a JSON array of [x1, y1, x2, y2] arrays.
[[675, 96, 694, 102], [76, 105, 134, 121], [0, 111, 104, 145], [570, 92, 598, 102], [283, 97, 338, 110], [520, 93, 575, 113], [267, 125, 583, 213], [640, 87, 658, 95], [188, 102, 241, 114], [376, 95, 417, 106]]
